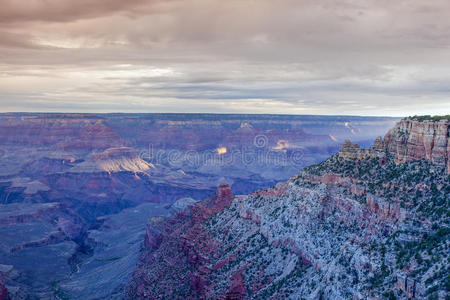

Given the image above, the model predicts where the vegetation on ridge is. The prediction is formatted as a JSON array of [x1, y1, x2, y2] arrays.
[[406, 115, 450, 122]]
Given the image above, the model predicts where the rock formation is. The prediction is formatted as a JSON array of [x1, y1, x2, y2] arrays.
[[93, 147, 154, 174], [340, 117, 450, 173], [128, 185, 234, 299], [338, 139, 385, 160], [128, 117, 449, 299], [383, 118, 449, 173]]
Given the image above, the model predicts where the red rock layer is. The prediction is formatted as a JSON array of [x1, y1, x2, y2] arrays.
[[339, 119, 449, 173], [384, 119, 449, 172], [129, 184, 236, 299]]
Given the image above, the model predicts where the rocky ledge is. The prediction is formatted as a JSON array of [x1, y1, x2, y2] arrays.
[[340, 117, 449, 173], [338, 138, 385, 160]]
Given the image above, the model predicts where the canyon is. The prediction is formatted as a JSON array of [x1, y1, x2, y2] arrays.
[[0, 113, 397, 299]]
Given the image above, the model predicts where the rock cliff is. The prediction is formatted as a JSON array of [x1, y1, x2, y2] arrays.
[[339, 117, 449, 173], [128, 185, 234, 299], [128, 117, 449, 299], [383, 118, 449, 173], [338, 139, 385, 160], [93, 147, 154, 174]]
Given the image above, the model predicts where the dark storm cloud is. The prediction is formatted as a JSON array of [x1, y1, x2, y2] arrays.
[[0, 0, 449, 115]]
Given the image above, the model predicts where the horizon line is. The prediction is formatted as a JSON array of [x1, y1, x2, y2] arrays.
[[0, 111, 405, 118]]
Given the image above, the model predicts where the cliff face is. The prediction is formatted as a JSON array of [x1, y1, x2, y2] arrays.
[[128, 185, 234, 299], [129, 118, 449, 299], [340, 118, 450, 173], [93, 147, 155, 174], [383, 119, 449, 173]]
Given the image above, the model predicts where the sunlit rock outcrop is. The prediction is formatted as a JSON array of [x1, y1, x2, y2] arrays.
[[94, 147, 154, 174]]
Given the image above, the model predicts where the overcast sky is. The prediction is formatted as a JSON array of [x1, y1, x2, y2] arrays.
[[0, 0, 449, 116]]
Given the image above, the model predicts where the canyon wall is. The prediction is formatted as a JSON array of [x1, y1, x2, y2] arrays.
[[384, 119, 449, 172], [339, 118, 449, 173]]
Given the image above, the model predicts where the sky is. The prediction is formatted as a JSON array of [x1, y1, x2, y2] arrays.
[[0, 0, 449, 116]]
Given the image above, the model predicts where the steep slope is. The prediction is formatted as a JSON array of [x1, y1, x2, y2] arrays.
[[128, 118, 449, 299], [383, 117, 449, 173]]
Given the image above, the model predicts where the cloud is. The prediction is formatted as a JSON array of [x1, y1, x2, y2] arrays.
[[0, 0, 153, 23], [0, 30, 43, 49], [0, 0, 449, 115]]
